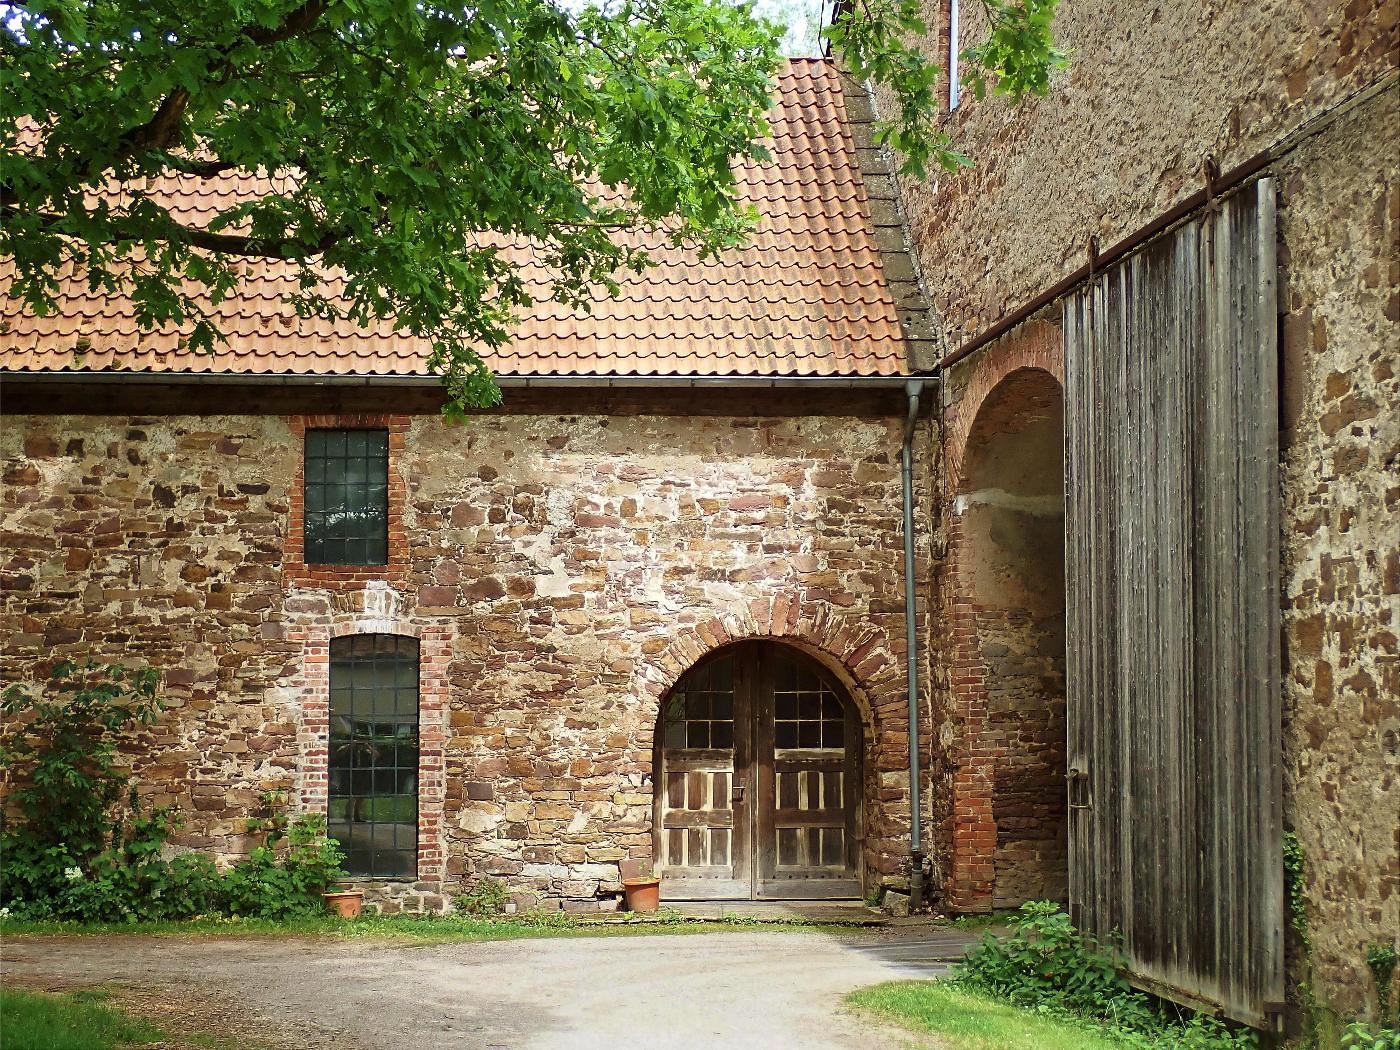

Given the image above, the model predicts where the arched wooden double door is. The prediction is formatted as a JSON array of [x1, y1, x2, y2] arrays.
[[655, 642, 862, 899]]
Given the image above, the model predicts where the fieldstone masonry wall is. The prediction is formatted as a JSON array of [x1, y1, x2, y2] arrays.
[[915, 79, 1397, 1019], [1, 407, 935, 912], [883, 0, 1397, 1015]]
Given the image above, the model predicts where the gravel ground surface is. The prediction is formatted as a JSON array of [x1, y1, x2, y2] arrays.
[[1, 926, 976, 1050]]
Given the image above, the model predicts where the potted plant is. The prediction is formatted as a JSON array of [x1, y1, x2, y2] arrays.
[[621, 863, 661, 913]]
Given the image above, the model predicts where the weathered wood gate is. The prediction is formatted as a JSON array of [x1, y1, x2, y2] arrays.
[[1062, 179, 1284, 1028]]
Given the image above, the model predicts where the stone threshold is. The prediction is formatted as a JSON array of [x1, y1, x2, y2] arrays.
[[578, 899, 889, 926]]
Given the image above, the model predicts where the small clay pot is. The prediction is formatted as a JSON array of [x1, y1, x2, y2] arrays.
[[622, 877, 661, 913], [323, 890, 364, 919]]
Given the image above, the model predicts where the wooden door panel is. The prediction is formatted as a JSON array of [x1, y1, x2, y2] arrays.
[[755, 648, 861, 898], [1062, 180, 1283, 1028], [657, 643, 863, 901], [656, 651, 751, 897]]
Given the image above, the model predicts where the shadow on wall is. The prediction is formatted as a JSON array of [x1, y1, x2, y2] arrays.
[[958, 368, 1069, 909]]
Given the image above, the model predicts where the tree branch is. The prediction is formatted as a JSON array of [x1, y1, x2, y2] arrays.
[[9, 203, 350, 260], [110, 2, 331, 165]]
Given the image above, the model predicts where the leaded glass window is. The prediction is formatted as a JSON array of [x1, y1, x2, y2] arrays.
[[304, 429, 389, 565], [328, 634, 418, 878], [663, 655, 735, 750], [773, 654, 845, 750]]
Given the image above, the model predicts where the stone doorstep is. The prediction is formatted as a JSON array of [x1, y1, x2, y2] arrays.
[[577, 900, 889, 926]]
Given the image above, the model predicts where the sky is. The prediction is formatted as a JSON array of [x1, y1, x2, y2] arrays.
[[749, 0, 832, 56]]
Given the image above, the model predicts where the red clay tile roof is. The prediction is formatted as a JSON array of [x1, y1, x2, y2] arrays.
[[1, 59, 925, 381]]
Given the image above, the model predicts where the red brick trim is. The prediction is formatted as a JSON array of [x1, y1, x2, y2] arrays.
[[941, 320, 1064, 911], [282, 414, 411, 590], [944, 319, 1064, 487], [291, 616, 451, 887]]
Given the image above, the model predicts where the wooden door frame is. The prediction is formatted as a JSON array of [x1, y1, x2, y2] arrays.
[[653, 640, 865, 901]]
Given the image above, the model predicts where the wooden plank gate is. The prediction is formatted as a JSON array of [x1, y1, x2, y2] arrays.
[[1062, 179, 1285, 1029]]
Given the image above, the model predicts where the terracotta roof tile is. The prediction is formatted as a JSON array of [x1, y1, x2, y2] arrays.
[[1, 59, 922, 381]]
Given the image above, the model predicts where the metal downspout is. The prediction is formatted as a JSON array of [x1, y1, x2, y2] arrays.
[[901, 379, 925, 911]]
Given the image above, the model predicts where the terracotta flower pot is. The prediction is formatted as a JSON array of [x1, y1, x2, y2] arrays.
[[323, 890, 364, 919], [622, 877, 661, 913]]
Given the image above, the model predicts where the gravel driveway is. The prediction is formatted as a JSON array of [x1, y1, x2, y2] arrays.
[[2, 926, 973, 1050]]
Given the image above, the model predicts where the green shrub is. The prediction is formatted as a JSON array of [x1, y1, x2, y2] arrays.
[[224, 795, 345, 919], [1, 665, 343, 924], [456, 875, 509, 917], [1342, 1021, 1399, 1050], [954, 901, 1258, 1050], [0, 662, 216, 921]]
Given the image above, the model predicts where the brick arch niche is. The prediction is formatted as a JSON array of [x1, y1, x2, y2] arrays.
[[944, 322, 1069, 912]]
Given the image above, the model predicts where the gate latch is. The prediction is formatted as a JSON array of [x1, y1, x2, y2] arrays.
[[732, 783, 746, 805], [1067, 765, 1092, 810]]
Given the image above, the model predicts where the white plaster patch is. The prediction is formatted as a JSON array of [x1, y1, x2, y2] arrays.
[[954, 487, 1065, 516]]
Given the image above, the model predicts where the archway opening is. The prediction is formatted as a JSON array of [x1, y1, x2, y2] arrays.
[[652, 640, 864, 900], [958, 368, 1068, 907]]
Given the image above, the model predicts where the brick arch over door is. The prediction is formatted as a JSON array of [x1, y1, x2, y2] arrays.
[[637, 592, 915, 890], [940, 321, 1068, 911]]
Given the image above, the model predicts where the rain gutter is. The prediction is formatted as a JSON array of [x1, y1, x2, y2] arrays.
[[2, 369, 929, 390]]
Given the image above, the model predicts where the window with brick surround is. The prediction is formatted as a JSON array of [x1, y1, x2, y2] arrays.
[[328, 634, 419, 878], [304, 428, 389, 565]]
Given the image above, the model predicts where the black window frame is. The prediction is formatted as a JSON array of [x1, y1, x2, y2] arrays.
[[303, 428, 390, 566], [327, 634, 419, 879]]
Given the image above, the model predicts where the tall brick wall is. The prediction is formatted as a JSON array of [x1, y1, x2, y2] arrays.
[[1, 405, 937, 912], [893, 0, 1397, 1011]]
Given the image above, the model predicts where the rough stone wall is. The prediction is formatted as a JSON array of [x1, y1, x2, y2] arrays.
[[1, 406, 936, 912], [917, 86, 1398, 1015], [884, 0, 1397, 1016], [1273, 93, 1399, 1015], [892, 0, 1397, 342]]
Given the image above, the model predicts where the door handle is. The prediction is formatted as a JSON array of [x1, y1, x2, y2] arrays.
[[1066, 765, 1092, 810], [732, 783, 746, 805]]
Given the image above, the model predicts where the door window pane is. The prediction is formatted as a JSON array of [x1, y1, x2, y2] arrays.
[[662, 654, 736, 751], [772, 652, 846, 750]]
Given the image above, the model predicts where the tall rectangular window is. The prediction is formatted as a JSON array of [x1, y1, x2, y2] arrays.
[[304, 429, 389, 565], [328, 634, 419, 879]]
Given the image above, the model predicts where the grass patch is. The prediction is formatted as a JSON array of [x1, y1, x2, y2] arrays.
[[0, 909, 832, 944], [848, 981, 1129, 1050], [0, 987, 161, 1050], [938, 910, 1018, 932]]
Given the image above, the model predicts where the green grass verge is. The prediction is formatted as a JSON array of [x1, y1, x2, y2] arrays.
[[847, 981, 1129, 1050], [0, 988, 161, 1050], [0, 910, 832, 943]]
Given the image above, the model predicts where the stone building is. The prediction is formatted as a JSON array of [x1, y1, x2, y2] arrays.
[[3, 3, 1398, 1034], [2, 63, 942, 915], [886, 0, 1397, 1025]]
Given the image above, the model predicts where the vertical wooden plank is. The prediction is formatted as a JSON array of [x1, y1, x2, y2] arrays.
[[1062, 179, 1282, 1028]]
